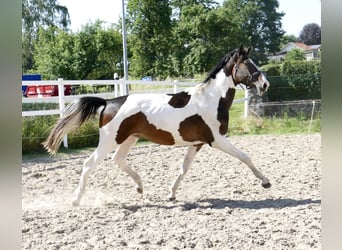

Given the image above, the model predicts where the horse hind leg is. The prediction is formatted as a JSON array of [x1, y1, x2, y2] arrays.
[[112, 135, 143, 195], [72, 132, 118, 206], [168, 145, 201, 201]]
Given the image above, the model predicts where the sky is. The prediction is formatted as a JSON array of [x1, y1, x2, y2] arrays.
[[58, 0, 321, 37]]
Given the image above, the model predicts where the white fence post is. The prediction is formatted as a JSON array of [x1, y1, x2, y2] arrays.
[[244, 88, 248, 118], [308, 100, 316, 133], [58, 78, 68, 148], [173, 80, 178, 93], [120, 80, 128, 96], [114, 82, 118, 97]]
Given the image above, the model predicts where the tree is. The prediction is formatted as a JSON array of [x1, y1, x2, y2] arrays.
[[299, 23, 321, 45], [73, 21, 123, 79], [127, 0, 173, 79], [222, 0, 285, 64], [170, 2, 240, 76], [22, 0, 70, 72], [280, 34, 297, 47], [34, 21, 123, 80], [34, 26, 75, 79], [123, 0, 285, 78]]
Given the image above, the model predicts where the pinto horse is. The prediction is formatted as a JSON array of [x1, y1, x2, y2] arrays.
[[43, 44, 271, 206]]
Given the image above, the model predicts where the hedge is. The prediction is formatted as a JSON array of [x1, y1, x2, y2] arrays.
[[261, 60, 321, 101], [22, 115, 99, 154]]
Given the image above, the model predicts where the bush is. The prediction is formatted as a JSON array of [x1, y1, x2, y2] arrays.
[[22, 106, 100, 154], [261, 60, 321, 101], [262, 75, 291, 102], [22, 103, 59, 111], [281, 60, 321, 100], [66, 120, 99, 149], [261, 63, 281, 76], [22, 115, 59, 154]]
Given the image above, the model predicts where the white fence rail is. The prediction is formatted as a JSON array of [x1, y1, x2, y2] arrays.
[[22, 79, 249, 116], [22, 79, 249, 148]]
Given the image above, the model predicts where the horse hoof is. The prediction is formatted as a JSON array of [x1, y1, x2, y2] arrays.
[[137, 187, 143, 194], [262, 182, 271, 188], [168, 196, 176, 201]]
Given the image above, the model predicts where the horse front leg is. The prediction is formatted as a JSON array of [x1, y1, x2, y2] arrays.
[[168, 144, 202, 201], [212, 136, 271, 188]]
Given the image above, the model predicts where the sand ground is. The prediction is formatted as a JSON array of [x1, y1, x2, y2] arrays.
[[22, 133, 321, 249]]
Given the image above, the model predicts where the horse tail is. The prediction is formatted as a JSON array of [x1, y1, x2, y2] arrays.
[[43, 97, 106, 155]]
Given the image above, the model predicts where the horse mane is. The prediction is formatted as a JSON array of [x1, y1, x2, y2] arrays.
[[203, 49, 238, 83]]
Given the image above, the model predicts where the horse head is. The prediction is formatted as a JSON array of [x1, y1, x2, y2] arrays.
[[225, 44, 270, 96]]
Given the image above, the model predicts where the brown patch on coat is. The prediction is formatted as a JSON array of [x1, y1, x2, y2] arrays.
[[167, 91, 191, 108], [116, 112, 175, 145], [178, 114, 214, 146], [217, 88, 236, 135], [99, 95, 128, 127]]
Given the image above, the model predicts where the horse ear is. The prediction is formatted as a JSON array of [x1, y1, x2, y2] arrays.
[[247, 47, 251, 55], [239, 43, 244, 53], [232, 51, 239, 62]]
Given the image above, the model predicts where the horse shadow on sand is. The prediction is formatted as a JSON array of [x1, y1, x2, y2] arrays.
[[179, 198, 321, 211], [121, 198, 321, 212]]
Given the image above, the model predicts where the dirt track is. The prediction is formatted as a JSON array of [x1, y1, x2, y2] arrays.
[[22, 133, 321, 249]]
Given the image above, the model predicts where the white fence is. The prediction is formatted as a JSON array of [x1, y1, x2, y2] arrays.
[[22, 79, 249, 116], [22, 79, 249, 148]]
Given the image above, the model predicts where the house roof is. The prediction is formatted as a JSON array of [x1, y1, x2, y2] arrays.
[[307, 44, 321, 51], [292, 42, 311, 50], [277, 42, 321, 55]]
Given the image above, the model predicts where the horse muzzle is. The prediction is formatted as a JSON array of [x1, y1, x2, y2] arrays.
[[257, 80, 270, 96]]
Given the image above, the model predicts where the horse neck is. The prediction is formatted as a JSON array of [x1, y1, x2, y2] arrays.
[[208, 69, 236, 101]]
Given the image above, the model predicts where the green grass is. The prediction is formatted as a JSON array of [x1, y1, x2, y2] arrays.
[[229, 115, 320, 135], [229, 90, 321, 135], [226, 89, 321, 135]]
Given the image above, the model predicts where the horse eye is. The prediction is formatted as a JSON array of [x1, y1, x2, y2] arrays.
[[244, 59, 250, 64]]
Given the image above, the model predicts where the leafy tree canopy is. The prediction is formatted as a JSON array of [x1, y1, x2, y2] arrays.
[[127, 0, 173, 79], [280, 34, 297, 47], [34, 21, 123, 80], [22, 0, 70, 71], [222, 0, 285, 64], [170, 2, 240, 76], [299, 23, 321, 45], [26, 0, 289, 80]]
